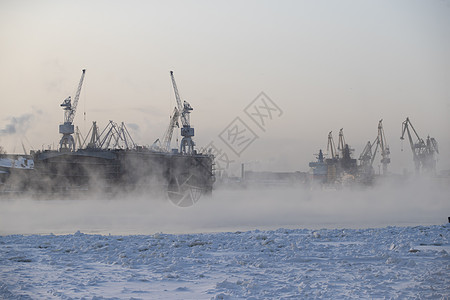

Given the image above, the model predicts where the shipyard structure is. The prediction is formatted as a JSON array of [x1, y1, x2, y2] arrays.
[[309, 117, 440, 186], [0, 70, 214, 205]]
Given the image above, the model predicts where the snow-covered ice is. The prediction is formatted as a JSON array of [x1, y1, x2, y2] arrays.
[[1, 181, 449, 299], [1, 226, 449, 299]]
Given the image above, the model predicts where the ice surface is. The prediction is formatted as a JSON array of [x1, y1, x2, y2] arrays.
[[1, 225, 449, 299]]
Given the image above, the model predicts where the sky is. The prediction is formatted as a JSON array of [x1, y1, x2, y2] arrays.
[[0, 0, 449, 175]]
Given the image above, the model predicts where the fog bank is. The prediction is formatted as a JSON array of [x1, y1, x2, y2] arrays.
[[1, 177, 449, 235]]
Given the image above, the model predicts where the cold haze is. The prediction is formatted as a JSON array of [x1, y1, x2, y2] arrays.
[[2, 3, 450, 298], [0, 0, 449, 175], [1, 178, 449, 235]]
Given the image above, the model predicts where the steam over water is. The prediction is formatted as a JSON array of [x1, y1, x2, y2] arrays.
[[1, 176, 449, 235]]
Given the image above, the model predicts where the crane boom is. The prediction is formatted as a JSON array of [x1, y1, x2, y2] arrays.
[[161, 107, 180, 152], [401, 117, 421, 148], [401, 117, 422, 171], [68, 69, 86, 123], [170, 71, 191, 126], [359, 139, 377, 167], [400, 117, 438, 173]]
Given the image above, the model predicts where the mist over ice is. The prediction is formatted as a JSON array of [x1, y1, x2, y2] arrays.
[[1, 176, 448, 235]]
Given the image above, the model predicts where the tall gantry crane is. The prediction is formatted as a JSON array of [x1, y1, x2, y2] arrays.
[[170, 71, 195, 155], [327, 131, 338, 160], [359, 139, 376, 169], [337, 128, 346, 158], [59, 69, 86, 151], [377, 119, 390, 174], [358, 119, 390, 175], [400, 117, 439, 173]]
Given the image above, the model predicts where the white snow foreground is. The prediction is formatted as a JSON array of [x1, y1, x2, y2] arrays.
[[1, 225, 449, 299]]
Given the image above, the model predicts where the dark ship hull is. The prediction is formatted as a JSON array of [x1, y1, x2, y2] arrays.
[[2, 149, 214, 204]]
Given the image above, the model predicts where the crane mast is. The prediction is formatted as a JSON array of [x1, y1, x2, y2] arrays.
[[327, 131, 337, 159], [170, 71, 195, 154], [59, 69, 86, 151], [377, 119, 390, 174], [337, 128, 346, 158]]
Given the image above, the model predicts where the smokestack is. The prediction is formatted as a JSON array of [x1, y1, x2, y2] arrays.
[[241, 163, 245, 180]]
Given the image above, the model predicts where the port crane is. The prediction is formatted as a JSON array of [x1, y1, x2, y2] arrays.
[[337, 128, 346, 158], [327, 131, 338, 160], [377, 119, 390, 174], [161, 107, 180, 152], [358, 138, 378, 183], [151, 107, 180, 152], [59, 69, 86, 151], [170, 71, 195, 155], [358, 120, 390, 175], [97, 121, 136, 150], [400, 117, 438, 173], [359, 139, 376, 169]]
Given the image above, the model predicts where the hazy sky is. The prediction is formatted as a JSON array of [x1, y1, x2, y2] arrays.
[[1, 0, 449, 174]]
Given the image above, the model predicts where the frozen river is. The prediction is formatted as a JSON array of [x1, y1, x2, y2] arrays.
[[1, 179, 449, 298]]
